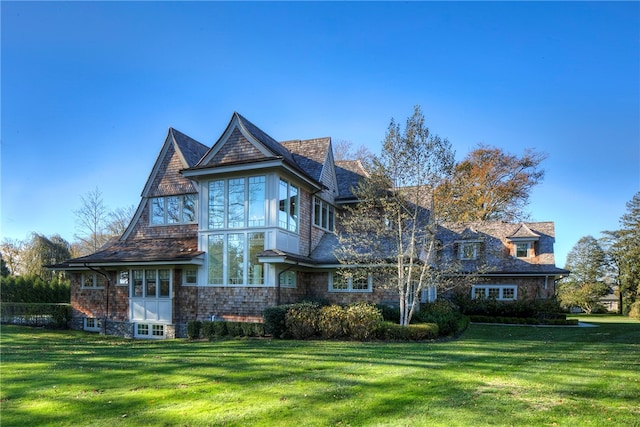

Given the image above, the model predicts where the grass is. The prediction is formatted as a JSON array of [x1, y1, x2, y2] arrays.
[[1, 316, 639, 426]]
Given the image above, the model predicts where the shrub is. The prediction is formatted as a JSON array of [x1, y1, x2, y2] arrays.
[[201, 321, 215, 340], [375, 303, 401, 323], [379, 322, 410, 340], [414, 300, 462, 336], [187, 320, 202, 339], [317, 305, 347, 339], [286, 302, 319, 339], [263, 305, 288, 338], [225, 322, 243, 337], [212, 321, 227, 337], [241, 322, 264, 337], [344, 302, 382, 341], [407, 323, 439, 340]]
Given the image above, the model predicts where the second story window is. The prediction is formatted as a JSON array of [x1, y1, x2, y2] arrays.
[[278, 179, 298, 233], [514, 242, 533, 258], [208, 176, 266, 229], [459, 242, 479, 260], [150, 194, 197, 225], [313, 197, 335, 232]]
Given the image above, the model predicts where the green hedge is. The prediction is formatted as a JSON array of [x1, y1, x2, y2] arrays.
[[378, 322, 439, 341], [0, 275, 70, 303], [195, 321, 265, 340], [0, 303, 71, 328]]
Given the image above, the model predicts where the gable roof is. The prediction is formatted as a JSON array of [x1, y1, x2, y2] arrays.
[[170, 127, 209, 167], [507, 223, 541, 240], [281, 137, 332, 183], [334, 160, 369, 202]]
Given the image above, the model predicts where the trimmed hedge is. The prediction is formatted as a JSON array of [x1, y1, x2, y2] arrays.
[[196, 320, 265, 340], [0, 275, 70, 303], [378, 322, 439, 341]]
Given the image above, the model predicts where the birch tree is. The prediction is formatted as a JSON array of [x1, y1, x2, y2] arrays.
[[336, 106, 457, 326]]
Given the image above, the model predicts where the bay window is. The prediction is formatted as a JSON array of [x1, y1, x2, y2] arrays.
[[207, 232, 265, 286], [208, 176, 266, 229], [279, 179, 298, 232]]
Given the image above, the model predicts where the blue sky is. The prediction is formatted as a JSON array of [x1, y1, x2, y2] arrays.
[[2, 1, 638, 267]]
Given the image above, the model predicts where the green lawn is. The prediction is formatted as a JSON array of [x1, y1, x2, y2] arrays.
[[1, 316, 639, 427]]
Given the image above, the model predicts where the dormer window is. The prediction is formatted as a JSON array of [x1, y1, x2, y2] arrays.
[[150, 194, 197, 225], [515, 242, 532, 258], [460, 242, 479, 260]]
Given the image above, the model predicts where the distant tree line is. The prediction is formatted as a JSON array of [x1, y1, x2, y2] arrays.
[[557, 192, 640, 317]]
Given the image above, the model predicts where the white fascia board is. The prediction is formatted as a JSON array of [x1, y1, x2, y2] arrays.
[[182, 159, 285, 178], [65, 259, 204, 269]]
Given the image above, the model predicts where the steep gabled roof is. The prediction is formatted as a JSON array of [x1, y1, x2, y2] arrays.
[[140, 127, 208, 198], [334, 160, 368, 201], [281, 137, 332, 183], [170, 127, 209, 167], [508, 223, 541, 240]]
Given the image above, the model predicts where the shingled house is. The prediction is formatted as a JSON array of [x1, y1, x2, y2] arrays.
[[53, 113, 568, 338]]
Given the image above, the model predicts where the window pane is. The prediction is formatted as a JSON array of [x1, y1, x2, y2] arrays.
[[351, 275, 370, 290], [321, 201, 328, 229], [289, 184, 298, 232], [227, 234, 244, 285], [516, 243, 529, 258], [228, 178, 245, 228], [167, 196, 180, 224], [461, 243, 476, 260], [119, 271, 129, 285], [152, 324, 164, 336], [279, 179, 288, 229], [248, 232, 264, 285], [137, 324, 149, 336], [208, 181, 225, 229], [503, 288, 515, 299], [132, 270, 143, 297], [185, 268, 197, 284], [331, 273, 348, 290], [159, 269, 170, 297], [145, 270, 157, 297], [314, 198, 322, 226], [208, 235, 224, 284], [151, 198, 165, 225], [248, 176, 266, 227], [183, 194, 197, 223], [328, 206, 335, 231], [83, 274, 94, 288], [488, 288, 500, 298]]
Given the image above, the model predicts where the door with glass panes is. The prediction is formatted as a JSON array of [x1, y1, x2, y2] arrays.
[[129, 269, 172, 323]]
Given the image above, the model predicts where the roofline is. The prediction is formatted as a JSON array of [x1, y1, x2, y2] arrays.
[[51, 258, 205, 270]]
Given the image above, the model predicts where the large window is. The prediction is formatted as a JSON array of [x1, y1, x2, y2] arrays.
[[207, 232, 265, 286], [278, 179, 298, 232], [130, 269, 171, 298], [329, 271, 372, 292], [472, 285, 517, 301], [150, 194, 197, 225], [313, 197, 335, 232], [208, 176, 266, 229]]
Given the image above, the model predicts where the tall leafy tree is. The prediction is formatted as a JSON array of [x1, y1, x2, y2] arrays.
[[21, 233, 71, 280], [557, 235, 609, 313], [337, 106, 460, 326], [435, 144, 546, 222], [604, 192, 640, 314]]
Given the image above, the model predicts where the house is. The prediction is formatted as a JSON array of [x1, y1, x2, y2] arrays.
[[52, 113, 569, 338]]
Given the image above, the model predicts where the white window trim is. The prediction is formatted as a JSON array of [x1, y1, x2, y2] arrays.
[[183, 268, 198, 286], [134, 323, 166, 339], [313, 197, 335, 232], [329, 272, 373, 293], [458, 241, 481, 260], [83, 317, 102, 332], [206, 175, 267, 230], [129, 269, 173, 298], [81, 272, 106, 289], [206, 231, 265, 287], [279, 270, 297, 288], [472, 284, 518, 301], [514, 241, 533, 258], [149, 194, 198, 226]]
